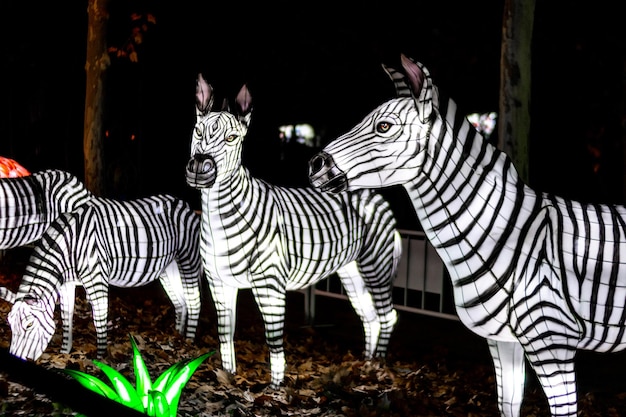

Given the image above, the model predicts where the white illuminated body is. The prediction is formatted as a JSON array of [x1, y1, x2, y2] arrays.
[[7, 195, 202, 361], [0, 170, 93, 250], [309, 55, 626, 417], [186, 75, 402, 389]]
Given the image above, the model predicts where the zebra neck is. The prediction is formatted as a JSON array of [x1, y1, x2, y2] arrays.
[[201, 168, 261, 214], [405, 97, 532, 287], [18, 266, 63, 303]]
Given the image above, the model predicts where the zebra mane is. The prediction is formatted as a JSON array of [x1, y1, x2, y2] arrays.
[[382, 54, 433, 124], [381, 63, 413, 98]]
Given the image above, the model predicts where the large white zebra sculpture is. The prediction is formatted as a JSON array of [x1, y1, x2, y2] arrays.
[[7, 194, 202, 361], [309, 55, 626, 417], [185, 74, 402, 389]]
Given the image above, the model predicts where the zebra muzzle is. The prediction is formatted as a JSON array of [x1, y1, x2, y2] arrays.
[[185, 154, 217, 188], [308, 152, 348, 193]]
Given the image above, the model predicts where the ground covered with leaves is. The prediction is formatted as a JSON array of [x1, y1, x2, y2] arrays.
[[1, 248, 626, 416]]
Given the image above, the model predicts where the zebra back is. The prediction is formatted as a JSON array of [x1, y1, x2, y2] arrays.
[[83, 195, 200, 287], [0, 169, 92, 249], [15, 193, 200, 297]]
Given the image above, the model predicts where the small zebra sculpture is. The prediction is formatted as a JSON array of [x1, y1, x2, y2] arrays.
[[185, 74, 402, 389], [7, 194, 202, 361], [309, 54, 626, 417], [0, 169, 93, 250]]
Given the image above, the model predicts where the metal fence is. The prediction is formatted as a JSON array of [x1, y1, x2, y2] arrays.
[[303, 228, 458, 323]]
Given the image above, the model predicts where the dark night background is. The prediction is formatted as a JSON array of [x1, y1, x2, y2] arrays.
[[0, 1, 625, 227], [1, 2, 626, 415]]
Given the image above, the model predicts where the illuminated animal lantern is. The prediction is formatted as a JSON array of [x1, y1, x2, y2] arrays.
[[0, 169, 93, 250], [8, 194, 202, 360], [0, 169, 93, 298], [309, 54, 626, 417], [185, 74, 401, 388], [0, 156, 30, 178]]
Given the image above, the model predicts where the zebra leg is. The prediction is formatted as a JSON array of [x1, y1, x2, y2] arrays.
[[487, 339, 526, 417], [251, 283, 288, 389], [374, 305, 397, 357], [361, 281, 397, 358], [208, 282, 239, 376], [178, 262, 202, 340], [336, 262, 380, 358], [180, 277, 202, 341], [84, 280, 110, 357], [354, 230, 401, 358], [58, 283, 78, 354], [374, 230, 402, 356], [510, 260, 580, 416], [525, 344, 578, 417], [158, 262, 188, 336]]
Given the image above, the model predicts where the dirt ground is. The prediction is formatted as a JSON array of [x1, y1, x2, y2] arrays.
[[1, 247, 626, 416]]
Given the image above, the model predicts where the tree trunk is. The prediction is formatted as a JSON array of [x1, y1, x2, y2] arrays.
[[83, 0, 110, 196], [622, 57, 626, 201], [498, 0, 535, 183]]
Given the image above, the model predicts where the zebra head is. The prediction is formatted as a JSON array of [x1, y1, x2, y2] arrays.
[[185, 73, 252, 189], [309, 54, 435, 193], [8, 293, 57, 361]]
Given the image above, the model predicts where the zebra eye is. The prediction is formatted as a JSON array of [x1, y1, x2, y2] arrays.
[[194, 126, 203, 137], [376, 122, 392, 133], [225, 134, 238, 143]]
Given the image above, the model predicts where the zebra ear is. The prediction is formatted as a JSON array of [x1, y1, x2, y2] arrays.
[[235, 84, 253, 128], [382, 63, 414, 99], [399, 54, 433, 124], [19, 294, 39, 306], [220, 98, 230, 112], [195, 73, 214, 118]]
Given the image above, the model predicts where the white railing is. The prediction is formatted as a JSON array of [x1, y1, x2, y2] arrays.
[[303, 229, 458, 323]]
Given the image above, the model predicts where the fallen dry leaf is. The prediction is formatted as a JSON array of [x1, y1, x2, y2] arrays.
[[1, 248, 626, 416]]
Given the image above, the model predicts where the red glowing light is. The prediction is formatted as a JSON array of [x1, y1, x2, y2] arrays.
[[0, 157, 30, 178]]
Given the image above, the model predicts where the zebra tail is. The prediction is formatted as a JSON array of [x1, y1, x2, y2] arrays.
[[0, 286, 16, 303]]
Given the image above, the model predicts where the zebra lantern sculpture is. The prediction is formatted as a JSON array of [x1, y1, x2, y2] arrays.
[[0, 169, 93, 250], [0, 170, 93, 301], [7, 194, 203, 361], [185, 74, 402, 389], [308, 55, 626, 417]]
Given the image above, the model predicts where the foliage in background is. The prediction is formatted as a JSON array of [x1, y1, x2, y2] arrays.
[[65, 334, 213, 417], [108, 12, 156, 63]]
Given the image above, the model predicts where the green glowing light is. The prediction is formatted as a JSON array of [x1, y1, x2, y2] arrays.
[[65, 334, 214, 417]]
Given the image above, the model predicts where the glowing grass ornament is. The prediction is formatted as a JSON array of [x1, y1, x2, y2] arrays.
[[65, 335, 214, 417]]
